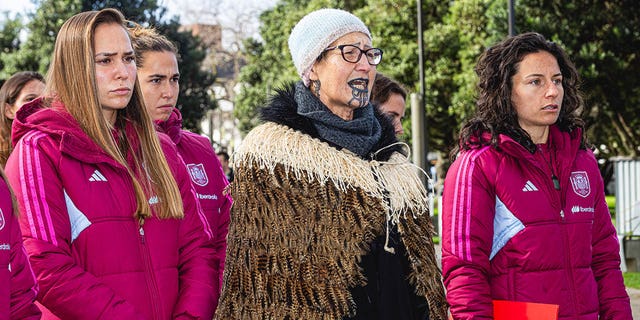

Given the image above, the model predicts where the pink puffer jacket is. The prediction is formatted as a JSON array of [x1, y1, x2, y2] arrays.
[[442, 126, 631, 319]]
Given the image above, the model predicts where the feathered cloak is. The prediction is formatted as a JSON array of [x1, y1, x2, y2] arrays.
[[215, 84, 446, 320]]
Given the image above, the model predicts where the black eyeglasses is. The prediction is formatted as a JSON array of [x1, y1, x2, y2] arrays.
[[323, 45, 383, 65]]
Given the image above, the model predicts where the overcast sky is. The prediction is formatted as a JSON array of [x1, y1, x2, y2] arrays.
[[0, 0, 36, 21], [1, 0, 277, 25], [1, 0, 277, 46]]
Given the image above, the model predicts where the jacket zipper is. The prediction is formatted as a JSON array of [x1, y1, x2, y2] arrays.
[[138, 220, 163, 319], [536, 151, 579, 317], [139, 226, 145, 244], [556, 172, 581, 318]]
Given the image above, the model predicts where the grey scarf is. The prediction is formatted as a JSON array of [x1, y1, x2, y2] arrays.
[[295, 81, 382, 158]]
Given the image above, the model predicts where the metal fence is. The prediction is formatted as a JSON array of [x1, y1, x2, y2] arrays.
[[615, 158, 640, 236], [613, 157, 640, 272]]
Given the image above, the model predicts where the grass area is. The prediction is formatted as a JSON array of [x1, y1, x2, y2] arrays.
[[624, 272, 640, 289], [606, 195, 616, 217]]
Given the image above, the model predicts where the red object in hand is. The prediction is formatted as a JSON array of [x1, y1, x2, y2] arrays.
[[492, 300, 559, 320], [448, 300, 559, 320]]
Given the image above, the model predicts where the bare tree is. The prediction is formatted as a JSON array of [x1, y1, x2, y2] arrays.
[[177, 0, 275, 102], [169, 0, 275, 149]]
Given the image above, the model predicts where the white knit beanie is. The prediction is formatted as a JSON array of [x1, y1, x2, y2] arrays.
[[288, 8, 371, 87]]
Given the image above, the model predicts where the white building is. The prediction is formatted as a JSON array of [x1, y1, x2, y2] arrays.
[[181, 23, 244, 155]]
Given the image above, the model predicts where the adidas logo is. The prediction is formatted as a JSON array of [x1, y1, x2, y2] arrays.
[[522, 180, 538, 192], [89, 170, 107, 182]]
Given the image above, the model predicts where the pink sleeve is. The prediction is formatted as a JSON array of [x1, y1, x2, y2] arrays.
[[165, 143, 217, 319], [441, 148, 496, 319], [8, 212, 41, 319], [207, 146, 232, 311], [6, 135, 144, 319], [0, 175, 41, 319]]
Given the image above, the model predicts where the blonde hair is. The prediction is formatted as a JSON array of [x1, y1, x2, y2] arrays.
[[45, 8, 183, 220]]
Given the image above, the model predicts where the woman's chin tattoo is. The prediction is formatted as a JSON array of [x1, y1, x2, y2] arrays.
[[347, 78, 369, 108]]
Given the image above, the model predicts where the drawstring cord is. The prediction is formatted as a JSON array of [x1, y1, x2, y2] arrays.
[[384, 216, 396, 254], [370, 142, 435, 253]]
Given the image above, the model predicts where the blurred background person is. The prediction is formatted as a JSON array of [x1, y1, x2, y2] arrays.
[[370, 73, 406, 136], [216, 150, 233, 182], [6, 8, 217, 319], [129, 24, 232, 313], [0, 71, 45, 167]]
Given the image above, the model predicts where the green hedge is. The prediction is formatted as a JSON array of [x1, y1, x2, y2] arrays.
[[624, 272, 640, 289]]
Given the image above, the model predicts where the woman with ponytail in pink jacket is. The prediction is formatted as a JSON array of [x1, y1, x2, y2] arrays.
[[129, 24, 232, 312]]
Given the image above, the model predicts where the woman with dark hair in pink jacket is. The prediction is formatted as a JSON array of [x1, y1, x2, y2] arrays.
[[441, 32, 631, 319], [6, 8, 217, 319], [0, 168, 40, 319]]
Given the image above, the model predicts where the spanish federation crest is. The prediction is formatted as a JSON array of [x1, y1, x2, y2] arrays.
[[570, 171, 590, 198], [187, 163, 209, 186], [0, 209, 5, 231]]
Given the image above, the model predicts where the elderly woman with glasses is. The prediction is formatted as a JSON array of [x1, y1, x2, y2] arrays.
[[215, 8, 446, 320]]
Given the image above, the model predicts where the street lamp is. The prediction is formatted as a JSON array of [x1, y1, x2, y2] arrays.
[[413, 0, 428, 187], [508, 0, 516, 36]]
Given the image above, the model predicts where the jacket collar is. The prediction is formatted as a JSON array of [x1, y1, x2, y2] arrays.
[[155, 108, 182, 144], [12, 97, 133, 167], [498, 125, 582, 173]]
